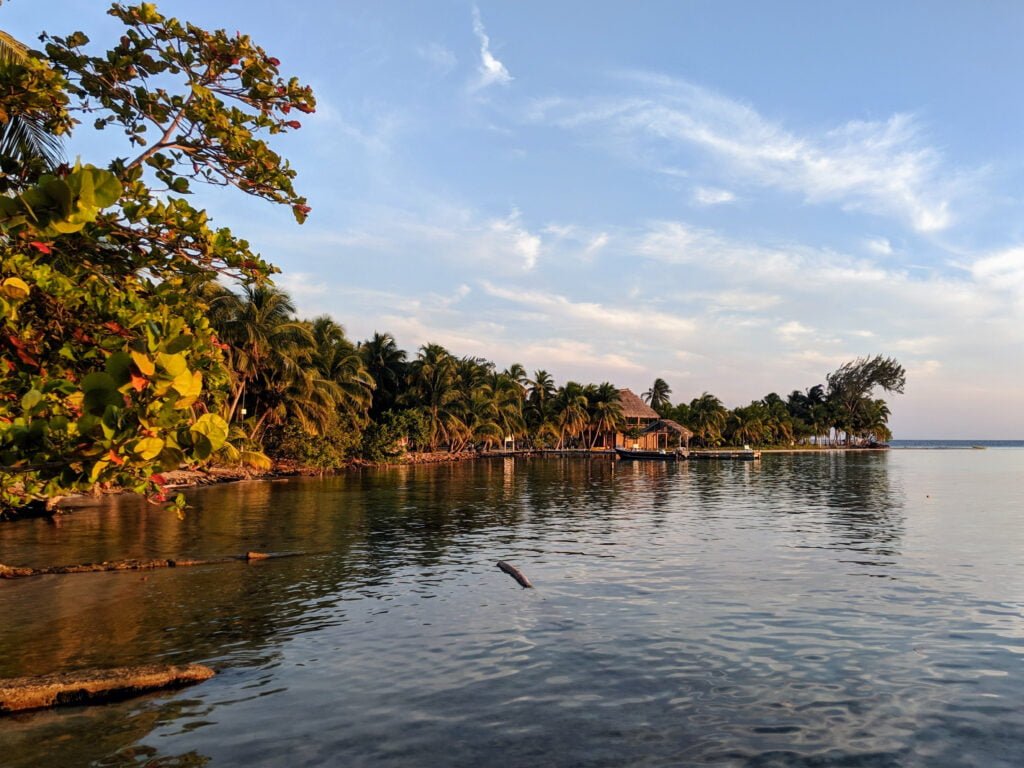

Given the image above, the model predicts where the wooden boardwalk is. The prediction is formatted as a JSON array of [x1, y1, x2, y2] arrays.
[[686, 449, 761, 461], [479, 448, 761, 461]]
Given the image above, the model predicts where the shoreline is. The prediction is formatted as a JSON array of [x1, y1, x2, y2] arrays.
[[7, 445, 899, 521]]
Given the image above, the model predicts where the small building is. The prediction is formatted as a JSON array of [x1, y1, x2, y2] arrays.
[[641, 419, 694, 452], [587, 388, 660, 450]]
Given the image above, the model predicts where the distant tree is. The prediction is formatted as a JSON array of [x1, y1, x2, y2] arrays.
[[688, 392, 728, 447], [359, 332, 407, 419], [826, 356, 905, 444]]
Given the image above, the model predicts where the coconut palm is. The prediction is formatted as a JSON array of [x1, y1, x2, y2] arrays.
[[552, 382, 589, 449], [309, 316, 375, 426], [689, 392, 728, 447], [643, 378, 672, 413], [359, 332, 407, 419], [586, 382, 624, 448], [0, 30, 64, 167], [209, 284, 315, 430], [407, 344, 466, 451]]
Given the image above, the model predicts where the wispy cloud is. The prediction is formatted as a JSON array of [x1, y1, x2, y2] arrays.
[[471, 6, 512, 91], [485, 208, 541, 270], [693, 186, 736, 206], [865, 236, 894, 256], [481, 281, 696, 337], [533, 73, 969, 232]]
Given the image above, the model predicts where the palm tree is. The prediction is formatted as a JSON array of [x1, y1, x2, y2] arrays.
[[359, 332, 407, 419], [503, 363, 530, 391], [586, 382, 624, 448], [406, 344, 465, 451], [552, 382, 589, 449], [309, 316, 375, 426], [526, 369, 557, 441], [726, 404, 765, 446], [208, 284, 314, 432], [0, 30, 64, 167], [688, 392, 728, 447], [643, 378, 672, 413]]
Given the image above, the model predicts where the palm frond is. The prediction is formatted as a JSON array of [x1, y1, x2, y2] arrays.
[[0, 30, 29, 66], [0, 114, 65, 167]]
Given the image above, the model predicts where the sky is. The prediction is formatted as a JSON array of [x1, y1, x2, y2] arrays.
[[6, 2, 1024, 438]]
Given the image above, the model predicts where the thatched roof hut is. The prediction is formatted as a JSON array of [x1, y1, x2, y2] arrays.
[[617, 388, 659, 421], [641, 418, 694, 450], [641, 419, 694, 439]]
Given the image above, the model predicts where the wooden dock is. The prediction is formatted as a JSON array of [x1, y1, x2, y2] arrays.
[[686, 449, 761, 461]]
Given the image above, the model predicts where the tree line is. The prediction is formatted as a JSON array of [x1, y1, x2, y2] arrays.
[[203, 279, 906, 467]]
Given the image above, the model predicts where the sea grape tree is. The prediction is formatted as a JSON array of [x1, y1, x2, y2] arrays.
[[0, 3, 314, 514]]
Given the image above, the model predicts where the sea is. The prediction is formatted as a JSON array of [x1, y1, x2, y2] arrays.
[[1, 449, 1022, 766]]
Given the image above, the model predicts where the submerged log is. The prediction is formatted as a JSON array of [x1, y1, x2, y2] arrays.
[[0, 664, 215, 714], [496, 560, 533, 588], [0, 551, 303, 579]]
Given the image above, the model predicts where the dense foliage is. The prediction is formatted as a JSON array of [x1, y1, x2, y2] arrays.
[[0, 3, 313, 514], [199, 283, 905, 463]]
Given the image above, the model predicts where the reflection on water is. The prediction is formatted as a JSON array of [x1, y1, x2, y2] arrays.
[[1, 451, 1023, 767]]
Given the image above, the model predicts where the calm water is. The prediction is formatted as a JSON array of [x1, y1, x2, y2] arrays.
[[1, 451, 1023, 767]]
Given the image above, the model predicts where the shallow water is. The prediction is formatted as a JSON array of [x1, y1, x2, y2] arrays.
[[1, 451, 1023, 767]]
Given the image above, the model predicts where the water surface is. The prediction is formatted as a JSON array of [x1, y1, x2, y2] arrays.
[[1, 451, 1023, 766]]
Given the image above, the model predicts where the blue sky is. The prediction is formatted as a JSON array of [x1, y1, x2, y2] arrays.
[[7, 2, 1024, 437]]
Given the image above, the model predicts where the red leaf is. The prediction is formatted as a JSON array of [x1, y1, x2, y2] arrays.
[[130, 372, 149, 392], [29, 241, 52, 254], [107, 450, 125, 466]]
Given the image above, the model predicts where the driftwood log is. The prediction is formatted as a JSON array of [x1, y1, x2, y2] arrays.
[[0, 664, 215, 714], [0, 551, 301, 579], [496, 560, 533, 588]]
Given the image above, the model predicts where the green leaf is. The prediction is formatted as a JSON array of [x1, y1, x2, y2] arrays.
[[133, 437, 165, 461], [89, 458, 109, 483], [156, 352, 188, 377], [157, 445, 185, 471], [82, 372, 124, 416], [81, 371, 116, 393], [171, 368, 200, 396], [105, 351, 133, 386], [164, 333, 193, 354], [191, 412, 228, 452], [21, 389, 43, 412], [89, 169, 123, 208]]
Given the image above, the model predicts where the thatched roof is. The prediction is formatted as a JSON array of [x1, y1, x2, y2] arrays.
[[642, 418, 694, 438], [617, 388, 659, 420]]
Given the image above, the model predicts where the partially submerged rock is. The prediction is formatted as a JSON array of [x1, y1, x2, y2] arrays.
[[0, 664, 215, 714]]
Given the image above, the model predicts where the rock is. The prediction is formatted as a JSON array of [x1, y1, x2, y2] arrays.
[[0, 664, 215, 714]]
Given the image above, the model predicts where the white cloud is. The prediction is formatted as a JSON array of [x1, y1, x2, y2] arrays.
[[971, 246, 1024, 297], [471, 6, 512, 91], [486, 208, 541, 270], [693, 186, 736, 206], [584, 232, 610, 255], [865, 236, 894, 255], [534, 74, 967, 232], [481, 281, 696, 337], [777, 320, 815, 342]]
